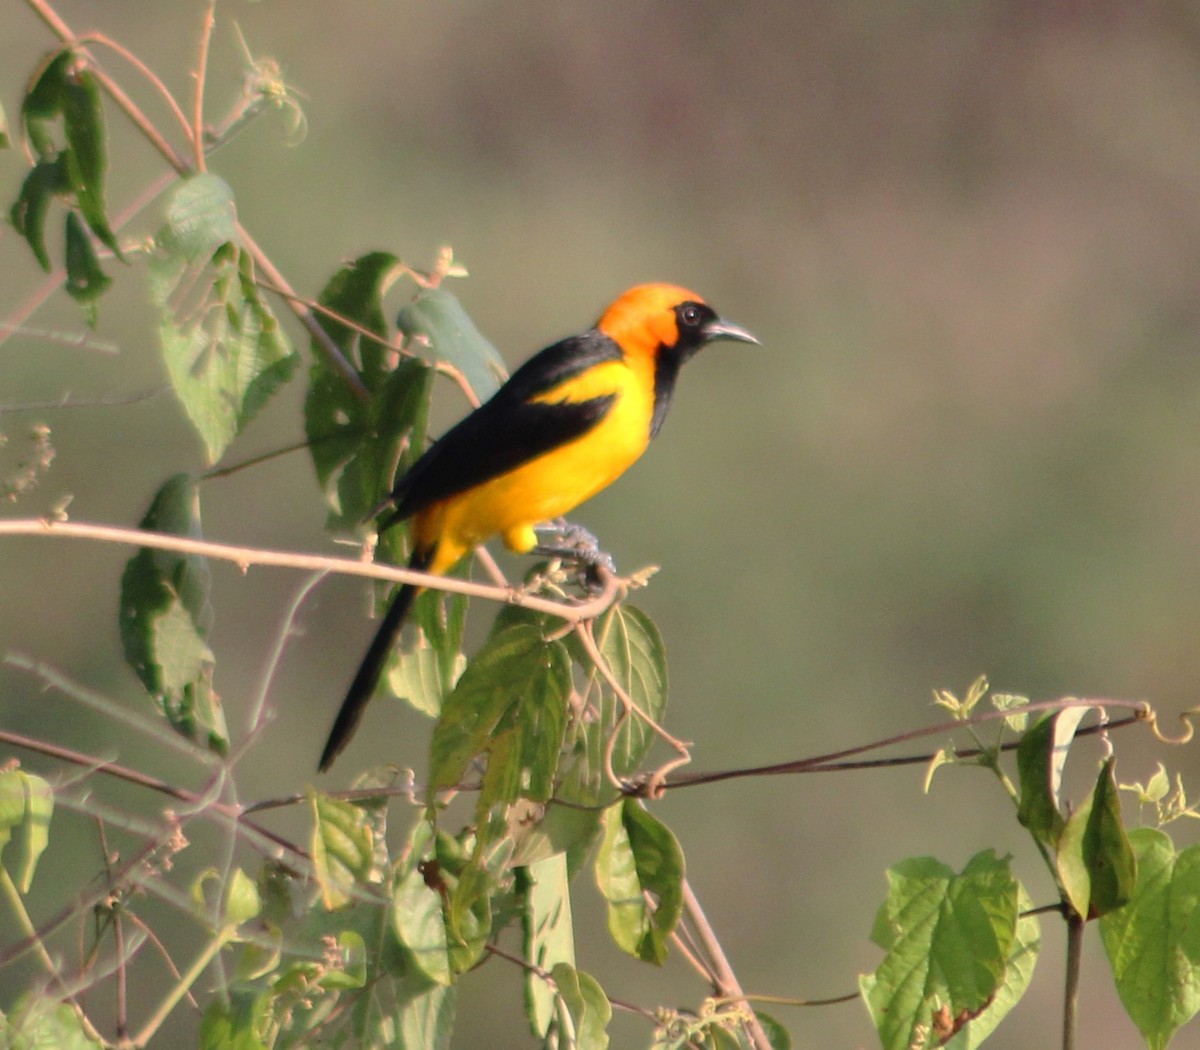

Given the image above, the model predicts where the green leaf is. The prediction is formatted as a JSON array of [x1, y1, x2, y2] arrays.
[[1015, 708, 1088, 849], [523, 853, 576, 1038], [0, 770, 53, 893], [595, 799, 684, 965], [305, 253, 433, 537], [756, 1012, 793, 1050], [942, 884, 1040, 1049], [224, 866, 262, 927], [0, 999, 103, 1050], [1057, 758, 1137, 919], [428, 624, 570, 802], [308, 788, 375, 909], [159, 173, 238, 262], [151, 221, 297, 464], [318, 929, 368, 990], [0, 101, 11, 150], [861, 850, 1023, 1050], [64, 209, 111, 322], [60, 63, 119, 257], [387, 644, 464, 718], [392, 820, 452, 986], [199, 991, 269, 1050], [1100, 828, 1200, 1050], [21, 49, 73, 160], [550, 964, 611, 1050], [118, 474, 227, 752], [392, 977, 455, 1050], [397, 286, 507, 402], [578, 604, 668, 782], [10, 158, 70, 272]]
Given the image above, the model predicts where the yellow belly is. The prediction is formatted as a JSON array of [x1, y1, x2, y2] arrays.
[[419, 356, 654, 573]]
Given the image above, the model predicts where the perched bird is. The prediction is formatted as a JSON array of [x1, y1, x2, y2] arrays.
[[319, 283, 758, 771]]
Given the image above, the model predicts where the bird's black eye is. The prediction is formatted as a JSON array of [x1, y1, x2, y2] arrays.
[[678, 302, 703, 328]]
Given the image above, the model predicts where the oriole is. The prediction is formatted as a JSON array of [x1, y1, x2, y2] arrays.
[[319, 283, 758, 771]]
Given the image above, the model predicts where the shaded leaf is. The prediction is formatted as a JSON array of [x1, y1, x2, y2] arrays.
[[64, 209, 111, 322], [397, 286, 507, 401], [1100, 828, 1200, 1050], [119, 474, 227, 752], [305, 253, 432, 540], [595, 799, 684, 965], [21, 49, 73, 160], [1057, 759, 1137, 919], [10, 158, 70, 271], [1015, 708, 1087, 850], [60, 63, 119, 257], [199, 991, 268, 1050]]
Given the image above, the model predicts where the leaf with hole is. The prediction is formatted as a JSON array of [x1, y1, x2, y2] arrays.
[[119, 474, 227, 752]]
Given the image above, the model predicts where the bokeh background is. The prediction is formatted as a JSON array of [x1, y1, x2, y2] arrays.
[[4, 2, 1200, 1046]]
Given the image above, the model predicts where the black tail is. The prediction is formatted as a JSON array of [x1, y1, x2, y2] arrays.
[[318, 549, 430, 771]]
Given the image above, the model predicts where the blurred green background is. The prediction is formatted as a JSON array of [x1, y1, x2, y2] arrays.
[[4, 2, 1200, 1046]]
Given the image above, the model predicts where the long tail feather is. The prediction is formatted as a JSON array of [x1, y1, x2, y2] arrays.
[[318, 549, 430, 771]]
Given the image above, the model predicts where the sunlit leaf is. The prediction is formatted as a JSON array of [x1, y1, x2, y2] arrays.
[[595, 799, 684, 965], [523, 853, 576, 1038], [0, 998, 103, 1050], [119, 474, 227, 752], [0, 770, 53, 893], [862, 850, 1024, 1050], [308, 789, 374, 910], [550, 964, 611, 1050], [1100, 828, 1200, 1050], [199, 991, 269, 1050], [151, 231, 297, 465]]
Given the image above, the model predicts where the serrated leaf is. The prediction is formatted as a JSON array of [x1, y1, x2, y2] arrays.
[[159, 173, 237, 262], [595, 799, 684, 965], [119, 474, 227, 752], [10, 158, 70, 271], [151, 238, 297, 464], [1057, 758, 1137, 919], [861, 850, 1022, 1050], [397, 286, 507, 401], [308, 789, 375, 910], [1100, 828, 1200, 1050], [428, 624, 570, 802], [0, 770, 53, 893], [550, 964, 611, 1050], [64, 208, 111, 321], [523, 853, 576, 1038]]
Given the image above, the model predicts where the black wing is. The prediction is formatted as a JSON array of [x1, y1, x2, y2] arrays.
[[380, 329, 623, 527]]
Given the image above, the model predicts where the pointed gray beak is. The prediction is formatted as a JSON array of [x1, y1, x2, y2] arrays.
[[702, 316, 760, 347]]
